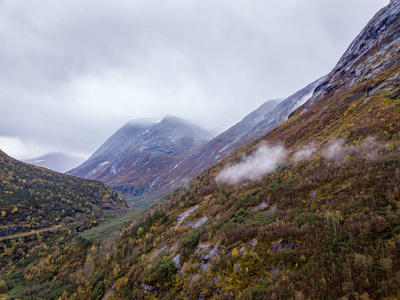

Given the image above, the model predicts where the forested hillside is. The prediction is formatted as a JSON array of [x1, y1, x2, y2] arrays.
[[0, 150, 128, 231], [0, 150, 130, 299]]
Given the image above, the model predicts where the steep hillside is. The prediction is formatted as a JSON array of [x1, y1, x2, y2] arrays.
[[0, 150, 129, 234], [2, 1, 400, 299], [68, 116, 212, 208], [167, 78, 322, 183], [22, 152, 85, 173], [72, 80, 320, 209]]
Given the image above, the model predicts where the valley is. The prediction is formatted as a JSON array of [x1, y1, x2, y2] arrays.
[[1, 0, 400, 299]]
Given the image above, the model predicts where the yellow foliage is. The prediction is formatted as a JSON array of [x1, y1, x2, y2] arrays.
[[232, 248, 239, 257]]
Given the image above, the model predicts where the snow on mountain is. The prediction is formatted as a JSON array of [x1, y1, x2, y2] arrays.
[[166, 77, 324, 184], [69, 78, 324, 208], [305, 0, 400, 109], [68, 116, 213, 208]]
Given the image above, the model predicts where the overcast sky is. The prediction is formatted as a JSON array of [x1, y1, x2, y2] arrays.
[[0, 0, 389, 159]]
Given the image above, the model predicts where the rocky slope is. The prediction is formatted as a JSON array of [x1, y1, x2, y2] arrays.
[[70, 79, 322, 208], [68, 116, 213, 208], [22, 152, 85, 173], [168, 78, 323, 182], [305, 0, 400, 109]]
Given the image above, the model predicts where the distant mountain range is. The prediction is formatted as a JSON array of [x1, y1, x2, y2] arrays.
[[22, 152, 85, 173], [69, 78, 322, 207]]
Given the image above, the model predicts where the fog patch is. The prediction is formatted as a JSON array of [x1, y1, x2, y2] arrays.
[[216, 144, 286, 184], [323, 139, 346, 160], [323, 137, 381, 163], [294, 143, 316, 162], [358, 137, 380, 160]]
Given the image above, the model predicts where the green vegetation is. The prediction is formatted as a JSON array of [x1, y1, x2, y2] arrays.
[[0, 150, 129, 231]]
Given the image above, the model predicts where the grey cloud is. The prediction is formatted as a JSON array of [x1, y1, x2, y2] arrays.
[[216, 144, 286, 184], [0, 0, 389, 159]]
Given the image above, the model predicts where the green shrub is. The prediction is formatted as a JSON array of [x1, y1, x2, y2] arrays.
[[151, 258, 178, 284], [294, 212, 316, 229], [91, 272, 104, 288], [91, 280, 105, 300], [179, 226, 204, 257], [0, 279, 8, 294]]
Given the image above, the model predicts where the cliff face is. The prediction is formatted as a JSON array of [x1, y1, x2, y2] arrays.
[[306, 0, 400, 109]]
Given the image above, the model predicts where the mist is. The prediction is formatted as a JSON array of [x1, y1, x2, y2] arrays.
[[216, 144, 286, 185], [293, 143, 316, 162]]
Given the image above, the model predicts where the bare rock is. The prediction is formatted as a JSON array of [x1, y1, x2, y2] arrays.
[[271, 240, 298, 252], [390, 89, 400, 99], [192, 216, 208, 228], [250, 201, 268, 212], [195, 242, 220, 261], [173, 253, 182, 268], [269, 264, 283, 275]]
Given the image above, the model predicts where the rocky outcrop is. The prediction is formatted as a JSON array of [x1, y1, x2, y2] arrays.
[[271, 240, 298, 252], [305, 0, 400, 108]]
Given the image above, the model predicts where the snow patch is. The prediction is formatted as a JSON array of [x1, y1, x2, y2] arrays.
[[219, 144, 231, 153], [149, 177, 159, 189], [33, 159, 45, 163]]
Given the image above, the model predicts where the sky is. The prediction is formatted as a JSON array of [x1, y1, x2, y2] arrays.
[[0, 0, 390, 160]]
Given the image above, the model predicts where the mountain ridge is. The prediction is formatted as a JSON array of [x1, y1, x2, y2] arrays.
[[68, 116, 213, 208], [69, 78, 323, 208]]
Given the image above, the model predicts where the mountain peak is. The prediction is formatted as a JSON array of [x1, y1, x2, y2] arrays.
[[68, 116, 213, 206], [126, 118, 159, 127]]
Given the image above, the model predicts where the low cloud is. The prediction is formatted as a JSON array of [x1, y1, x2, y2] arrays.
[[0, 136, 53, 159], [323, 137, 381, 163], [294, 143, 316, 162], [216, 144, 286, 184], [323, 139, 346, 160]]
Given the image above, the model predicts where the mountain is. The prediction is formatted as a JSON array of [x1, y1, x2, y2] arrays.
[[3, 1, 400, 299], [69, 80, 321, 208], [167, 78, 323, 182], [68, 116, 213, 208], [22, 152, 85, 173], [0, 149, 129, 235], [68, 79, 321, 207]]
